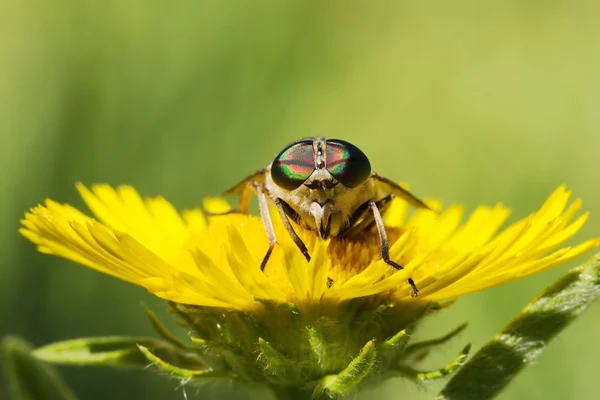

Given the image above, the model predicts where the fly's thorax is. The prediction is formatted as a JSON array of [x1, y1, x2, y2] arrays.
[[265, 168, 379, 237]]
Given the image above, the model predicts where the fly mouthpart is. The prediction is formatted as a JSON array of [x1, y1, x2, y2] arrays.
[[319, 213, 332, 239], [304, 179, 338, 190]]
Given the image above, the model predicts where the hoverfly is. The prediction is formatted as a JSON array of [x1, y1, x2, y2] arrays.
[[222, 137, 432, 296]]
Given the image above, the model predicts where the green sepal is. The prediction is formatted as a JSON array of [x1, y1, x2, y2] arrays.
[[258, 337, 290, 367], [190, 336, 257, 381], [403, 322, 468, 361], [258, 337, 300, 384], [381, 328, 410, 353], [137, 345, 221, 379], [378, 328, 411, 370], [424, 299, 457, 313], [394, 343, 471, 383], [1, 335, 78, 400], [307, 326, 327, 367], [32, 336, 202, 370], [145, 307, 188, 349], [316, 340, 376, 397], [438, 253, 600, 400]]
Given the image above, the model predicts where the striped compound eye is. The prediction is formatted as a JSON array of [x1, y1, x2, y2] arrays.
[[326, 139, 371, 188], [271, 140, 316, 190]]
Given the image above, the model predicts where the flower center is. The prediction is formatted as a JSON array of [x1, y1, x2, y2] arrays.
[[327, 227, 405, 284]]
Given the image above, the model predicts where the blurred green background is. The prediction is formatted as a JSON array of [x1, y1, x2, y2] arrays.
[[2, 1, 600, 399]]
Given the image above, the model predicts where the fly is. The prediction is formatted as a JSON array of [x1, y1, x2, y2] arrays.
[[221, 137, 432, 297]]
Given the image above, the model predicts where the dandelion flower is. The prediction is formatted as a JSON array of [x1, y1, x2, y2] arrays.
[[20, 183, 599, 398]]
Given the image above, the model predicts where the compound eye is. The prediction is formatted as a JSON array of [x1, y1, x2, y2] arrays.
[[271, 140, 315, 190], [326, 139, 371, 188]]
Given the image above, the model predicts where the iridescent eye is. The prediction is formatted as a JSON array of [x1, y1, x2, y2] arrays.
[[326, 139, 371, 188], [271, 140, 315, 190]]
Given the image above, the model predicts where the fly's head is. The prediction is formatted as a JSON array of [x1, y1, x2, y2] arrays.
[[265, 137, 374, 238]]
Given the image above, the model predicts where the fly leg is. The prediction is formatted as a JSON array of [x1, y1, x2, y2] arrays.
[[214, 181, 311, 272], [339, 194, 395, 238], [206, 181, 276, 268], [368, 200, 419, 297], [245, 182, 277, 271], [272, 197, 338, 287], [243, 184, 311, 271], [274, 198, 311, 263], [274, 198, 336, 286]]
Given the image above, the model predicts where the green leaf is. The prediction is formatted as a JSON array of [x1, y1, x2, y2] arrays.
[[32, 336, 194, 369], [1, 335, 78, 400], [437, 253, 600, 400]]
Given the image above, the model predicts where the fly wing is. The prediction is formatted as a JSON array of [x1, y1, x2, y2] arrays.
[[222, 168, 268, 196], [371, 172, 434, 211]]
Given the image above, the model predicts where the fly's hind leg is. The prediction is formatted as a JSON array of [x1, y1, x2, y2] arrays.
[[368, 200, 419, 297]]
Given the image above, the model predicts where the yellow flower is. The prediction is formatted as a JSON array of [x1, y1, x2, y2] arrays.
[[20, 184, 598, 308], [19, 183, 599, 397]]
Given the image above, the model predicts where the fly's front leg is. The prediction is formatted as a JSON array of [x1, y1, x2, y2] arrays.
[[339, 193, 395, 238], [247, 182, 278, 271], [273, 199, 325, 287], [249, 184, 311, 271], [274, 198, 311, 262], [218, 181, 311, 272], [368, 200, 419, 297]]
